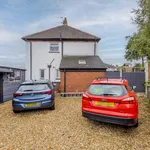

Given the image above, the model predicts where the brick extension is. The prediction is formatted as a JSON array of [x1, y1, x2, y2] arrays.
[[60, 72, 105, 92]]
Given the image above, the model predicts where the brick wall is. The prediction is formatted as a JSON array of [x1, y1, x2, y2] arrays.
[[60, 71, 105, 92]]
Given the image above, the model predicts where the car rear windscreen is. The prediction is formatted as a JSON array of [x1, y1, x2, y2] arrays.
[[18, 84, 49, 92], [87, 84, 127, 97]]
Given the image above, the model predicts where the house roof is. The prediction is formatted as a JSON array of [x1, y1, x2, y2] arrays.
[[104, 63, 116, 69], [59, 56, 107, 70], [0, 67, 13, 73], [22, 25, 100, 42], [0, 66, 26, 71]]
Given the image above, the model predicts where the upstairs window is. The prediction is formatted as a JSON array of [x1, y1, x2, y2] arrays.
[[49, 43, 59, 53]]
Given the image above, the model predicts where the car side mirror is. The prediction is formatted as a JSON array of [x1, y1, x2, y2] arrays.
[[132, 86, 136, 90]]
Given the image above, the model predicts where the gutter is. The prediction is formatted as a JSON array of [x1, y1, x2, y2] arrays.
[[0, 66, 26, 71], [60, 68, 107, 71], [22, 38, 100, 42], [30, 41, 32, 80]]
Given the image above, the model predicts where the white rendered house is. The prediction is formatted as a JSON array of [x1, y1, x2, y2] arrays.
[[22, 18, 101, 83]]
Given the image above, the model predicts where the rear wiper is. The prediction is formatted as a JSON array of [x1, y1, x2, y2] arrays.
[[24, 89, 33, 92], [99, 93, 117, 96]]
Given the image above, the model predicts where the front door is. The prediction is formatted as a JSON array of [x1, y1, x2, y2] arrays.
[[0, 73, 3, 103]]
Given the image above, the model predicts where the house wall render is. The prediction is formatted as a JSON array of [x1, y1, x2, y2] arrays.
[[25, 41, 96, 81], [63, 41, 96, 56]]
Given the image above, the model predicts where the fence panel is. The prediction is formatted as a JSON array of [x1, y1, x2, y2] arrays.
[[106, 72, 120, 78], [3, 71, 25, 102], [106, 71, 145, 92], [3, 82, 21, 101], [123, 72, 145, 92]]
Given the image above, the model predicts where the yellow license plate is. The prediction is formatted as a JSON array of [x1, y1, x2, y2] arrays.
[[95, 101, 114, 107], [25, 102, 39, 107]]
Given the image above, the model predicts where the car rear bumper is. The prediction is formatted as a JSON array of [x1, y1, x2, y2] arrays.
[[12, 100, 54, 111], [82, 111, 137, 126]]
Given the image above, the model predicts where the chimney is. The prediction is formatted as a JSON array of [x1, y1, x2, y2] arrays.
[[63, 17, 68, 25]]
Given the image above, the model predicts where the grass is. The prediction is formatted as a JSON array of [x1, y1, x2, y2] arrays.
[[142, 98, 150, 109], [0, 95, 149, 150]]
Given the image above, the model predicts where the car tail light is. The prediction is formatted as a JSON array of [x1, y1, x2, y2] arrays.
[[120, 97, 136, 104], [41, 90, 52, 94], [13, 93, 23, 97], [82, 93, 91, 101]]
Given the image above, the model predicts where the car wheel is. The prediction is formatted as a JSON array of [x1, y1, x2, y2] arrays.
[[13, 110, 20, 113], [133, 120, 138, 128], [49, 103, 55, 110]]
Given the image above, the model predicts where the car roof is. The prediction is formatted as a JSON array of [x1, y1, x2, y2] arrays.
[[91, 78, 128, 85], [21, 80, 51, 85]]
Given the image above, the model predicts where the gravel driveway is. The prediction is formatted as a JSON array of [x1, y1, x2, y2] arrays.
[[0, 96, 149, 150]]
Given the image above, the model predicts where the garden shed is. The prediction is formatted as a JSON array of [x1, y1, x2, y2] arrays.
[[0, 66, 25, 103]]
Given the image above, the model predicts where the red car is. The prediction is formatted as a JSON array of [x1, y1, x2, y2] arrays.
[[82, 77, 138, 127]]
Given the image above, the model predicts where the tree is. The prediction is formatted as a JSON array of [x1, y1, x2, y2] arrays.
[[125, 0, 150, 65], [134, 63, 142, 68]]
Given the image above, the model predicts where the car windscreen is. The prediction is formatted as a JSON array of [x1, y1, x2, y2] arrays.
[[18, 84, 50, 92], [87, 84, 127, 97]]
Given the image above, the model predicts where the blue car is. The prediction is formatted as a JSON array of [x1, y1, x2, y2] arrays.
[[12, 80, 55, 113]]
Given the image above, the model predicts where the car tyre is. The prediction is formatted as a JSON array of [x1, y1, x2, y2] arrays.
[[49, 103, 55, 110], [13, 110, 20, 113], [133, 120, 138, 128]]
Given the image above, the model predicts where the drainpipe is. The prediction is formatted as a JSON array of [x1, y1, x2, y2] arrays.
[[61, 41, 63, 58], [30, 41, 32, 80], [60, 32, 63, 58], [64, 69, 66, 94]]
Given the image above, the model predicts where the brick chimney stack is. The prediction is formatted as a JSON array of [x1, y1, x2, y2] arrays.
[[63, 17, 68, 25]]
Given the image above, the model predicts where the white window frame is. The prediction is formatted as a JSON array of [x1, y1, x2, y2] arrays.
[[56, 69, 60, 79], [49, 43, 59, 53], [40, 69, 45, 79]]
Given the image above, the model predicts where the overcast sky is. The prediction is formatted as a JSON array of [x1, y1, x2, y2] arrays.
[[0, 0, 138, 68]]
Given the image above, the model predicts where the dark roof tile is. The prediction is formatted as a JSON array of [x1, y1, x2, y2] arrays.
[[59, 56, 107, 69], [22, 25, 100, 41]]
